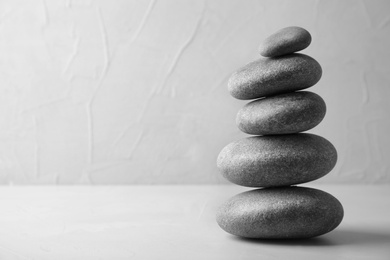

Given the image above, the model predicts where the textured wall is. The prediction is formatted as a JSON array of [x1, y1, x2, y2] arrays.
[[0, 0, 389, 184]]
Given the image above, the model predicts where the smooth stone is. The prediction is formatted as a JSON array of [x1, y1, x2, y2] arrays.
[[236, 91, 326, 135], [228, 54, 322, 100], [217, 133, 337, 187], [259, 26, 312, 57], [216, 186, 344, 239]]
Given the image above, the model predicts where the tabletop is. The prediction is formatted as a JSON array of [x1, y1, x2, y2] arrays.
[[0, 184, 389, 259]]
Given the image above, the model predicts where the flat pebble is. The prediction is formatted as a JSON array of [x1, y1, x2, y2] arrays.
[[236, 91, 326, 135], [259, 26, 311, 57], [228, 54, 322, 100], [217, 133, 337, 187], [216, 186, 344, 239]]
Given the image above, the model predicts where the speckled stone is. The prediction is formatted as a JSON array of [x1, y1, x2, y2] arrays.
[[259, 26, 312, 57], [236, 91, 326, 135], [217, 133, 337, 187], [216, 186, 344, 239], [228, 54, 322, 100]]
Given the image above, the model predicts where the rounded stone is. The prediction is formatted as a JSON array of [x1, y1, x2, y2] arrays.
[[259, 26, 312, 57], [236, 91, 326, 135], [216, 186, 344, 239], [228, 54, 322, 100], [217, 133, 337, 187]]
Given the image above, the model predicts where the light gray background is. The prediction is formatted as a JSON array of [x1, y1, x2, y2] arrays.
[[0, 0, 389, 184]]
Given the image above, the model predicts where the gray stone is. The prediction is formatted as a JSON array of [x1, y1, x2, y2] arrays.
[[217, 133, 337, 187], [216, 186, 344, 239], [259, 26, 312, 57], [236, 91, 326, 135], [228, 54, 322, 100]]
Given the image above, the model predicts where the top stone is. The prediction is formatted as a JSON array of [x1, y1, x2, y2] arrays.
[[259, 26, 311, 57]]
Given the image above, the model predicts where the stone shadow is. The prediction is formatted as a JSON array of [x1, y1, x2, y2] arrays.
[[230, 228, 390, 247]]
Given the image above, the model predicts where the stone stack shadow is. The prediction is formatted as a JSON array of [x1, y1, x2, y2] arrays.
[[216, 27, 344, 239]]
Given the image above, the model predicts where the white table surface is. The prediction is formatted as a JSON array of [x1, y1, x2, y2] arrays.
[[0, 185, 389, 260]]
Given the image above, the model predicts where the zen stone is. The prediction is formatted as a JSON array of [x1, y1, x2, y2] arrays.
[[236, 91, 326, 135], [259, 26, 312, 57], [216, 186, 344, 239], [217, 133, 337, 187], [228, 54, 322, 100]]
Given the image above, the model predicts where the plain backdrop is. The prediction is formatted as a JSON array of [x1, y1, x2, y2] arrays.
[[0, 0, 389, 184]]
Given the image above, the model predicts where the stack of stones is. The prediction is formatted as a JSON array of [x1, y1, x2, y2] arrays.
[[216, 27, 344, 239]]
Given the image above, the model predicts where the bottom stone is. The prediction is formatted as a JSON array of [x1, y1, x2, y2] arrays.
[[216, 186, 343, 239]]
